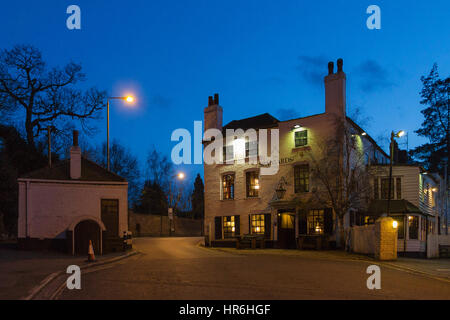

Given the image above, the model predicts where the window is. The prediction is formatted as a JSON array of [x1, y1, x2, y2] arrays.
[[396, 178, 402, 199], [246, 171, 260, 197], [408, 216, 419, 240], [373, 178, 379, 199], [294, 165, 309, 193], [421, 217, 427, 240], [223, 216, 236, 238], [245, 139, 258, 158], [251, 214, 265, 234], [392, 216, 404, 239], [380, 178, 394, 200], [223, 144, 234, 163], [308, 209, 324, 235], [294, 130, 308, 147], [222, 174, 235, 200]]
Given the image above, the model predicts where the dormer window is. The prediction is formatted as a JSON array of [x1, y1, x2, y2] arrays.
[[295, 130, 308, 147]]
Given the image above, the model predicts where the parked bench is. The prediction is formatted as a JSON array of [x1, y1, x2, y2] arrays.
[[439, 245, 450, 258], [236, 234, 265, 249]]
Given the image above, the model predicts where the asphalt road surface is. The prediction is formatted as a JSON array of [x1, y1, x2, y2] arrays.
[[60, 237, 450, 300]]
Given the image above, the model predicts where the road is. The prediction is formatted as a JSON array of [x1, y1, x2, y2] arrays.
[[59, 237, 450, 300]]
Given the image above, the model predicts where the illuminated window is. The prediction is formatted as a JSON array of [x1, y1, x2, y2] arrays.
[[294, 164, 309, 193], [280, 214, 294, 229], [251, 214, 265, 234], [223, 216, 236, 238], [308, 209, 324, 235], [295, 130, 308, 147], [222, 174, 235, 200], [408, 216, 419, 240], [246, 171, 259, 197]]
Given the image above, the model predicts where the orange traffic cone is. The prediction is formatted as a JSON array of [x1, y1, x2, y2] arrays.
[[87, 240, 96, 262]]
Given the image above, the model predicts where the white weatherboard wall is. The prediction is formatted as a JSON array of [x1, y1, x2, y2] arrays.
[[18, 180, 128, 240]]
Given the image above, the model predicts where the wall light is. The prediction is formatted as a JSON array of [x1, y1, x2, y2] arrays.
[[392, 221, 398, 229]]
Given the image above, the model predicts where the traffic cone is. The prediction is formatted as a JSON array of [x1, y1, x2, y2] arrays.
[[87, 240, 96, 262]]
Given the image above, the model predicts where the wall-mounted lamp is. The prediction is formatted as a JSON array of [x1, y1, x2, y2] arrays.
[[361, 132, 367, 136]]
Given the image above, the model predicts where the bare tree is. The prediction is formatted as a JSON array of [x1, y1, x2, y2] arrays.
[[86, 139, 141, 206], [0, 45, 106, 148], [308, 116, 372, 246]]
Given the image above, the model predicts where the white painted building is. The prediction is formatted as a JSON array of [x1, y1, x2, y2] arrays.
[[369, 165, 447, 257], [17, 131, 128, 255], [203, 59, 390, 249]]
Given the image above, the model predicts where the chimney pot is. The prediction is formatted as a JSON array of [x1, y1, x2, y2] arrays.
[[208, 96, 213, 106], [214, 93, 219, 105], [73, 130, 79, 147], [328, 62, 334, 75], [337, 58, 343, 73]]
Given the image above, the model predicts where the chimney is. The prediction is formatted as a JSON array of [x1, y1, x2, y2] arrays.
[[70, 130, 81, 179], [204, 93, 223, 131], [324, 58, 346, 116]]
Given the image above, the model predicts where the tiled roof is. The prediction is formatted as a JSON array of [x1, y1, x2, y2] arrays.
[[20, 157, 126, 182], [368, 200, 423, 216], [223, 113, 279, 131]]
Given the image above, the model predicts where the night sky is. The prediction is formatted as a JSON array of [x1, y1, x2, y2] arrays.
[[1, 0, 449, 181]]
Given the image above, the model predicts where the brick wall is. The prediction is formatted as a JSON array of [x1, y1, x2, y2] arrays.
[[129, 212, 202, 237]]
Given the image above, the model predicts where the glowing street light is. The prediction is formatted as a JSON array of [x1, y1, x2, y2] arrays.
[[177, 172, 185, 180], [386, 130, 406, 216], [106, 95, 136, 171]]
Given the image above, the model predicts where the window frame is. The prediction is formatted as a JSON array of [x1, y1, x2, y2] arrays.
[[222, 216, 236, 238], [294, 129, 308, 148], [222, 174, 235, 200], [246, 171, 260, 198], [251, 214, 265, 234], [294, 164, 309, 193], [307, 209, 324, 235]]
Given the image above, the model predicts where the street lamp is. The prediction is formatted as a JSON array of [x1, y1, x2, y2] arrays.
[[106, 96, 135, 171], [164, 172, 186, 236], [386, 130, 405, 216]]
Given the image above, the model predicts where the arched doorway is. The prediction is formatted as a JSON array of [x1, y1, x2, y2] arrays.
[[74, 220, 101, 255]]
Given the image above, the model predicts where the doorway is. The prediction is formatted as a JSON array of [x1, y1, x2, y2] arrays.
[[74, 220, 101, 255], [277, 210, 296, 249]]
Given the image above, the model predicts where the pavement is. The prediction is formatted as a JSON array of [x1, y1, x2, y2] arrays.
[[0, 242, 136, 300], [57, 237, 450, 300]]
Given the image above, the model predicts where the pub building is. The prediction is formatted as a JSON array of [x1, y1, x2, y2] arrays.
[[202, 59, 446, 253]]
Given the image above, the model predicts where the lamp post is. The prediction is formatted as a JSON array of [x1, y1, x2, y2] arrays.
[[106, 96, 134, 171], [386, 130, 405, 216], [162, 172, 185, 236]]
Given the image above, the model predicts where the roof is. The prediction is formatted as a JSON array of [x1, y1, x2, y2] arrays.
[[346, 117, 389, 159], [223, 113, 279, 131], [367, 200, 423, 216], [20, 157, 126, 182]]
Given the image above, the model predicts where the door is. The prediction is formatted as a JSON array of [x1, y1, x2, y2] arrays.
[[277, 211, 296, 249], [101, 199, 119, 238], [74, 220, 100, 255]]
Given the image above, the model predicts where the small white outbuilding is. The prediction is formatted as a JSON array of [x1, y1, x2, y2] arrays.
[[17, 131, 128, 255]]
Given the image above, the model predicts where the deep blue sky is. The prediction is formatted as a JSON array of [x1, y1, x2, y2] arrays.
[[1, 1, 449, 182]]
